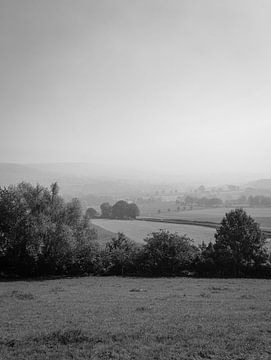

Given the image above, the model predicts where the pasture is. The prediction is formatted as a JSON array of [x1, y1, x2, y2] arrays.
[[139, 205, 271, 231], [0, 277, 271, 359], [92, 219, 216, 245]]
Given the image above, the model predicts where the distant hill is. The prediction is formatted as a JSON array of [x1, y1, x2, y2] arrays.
[[0, 163, 52, 185], [246, 179, 271, 190], [0, 163, 156, 199]]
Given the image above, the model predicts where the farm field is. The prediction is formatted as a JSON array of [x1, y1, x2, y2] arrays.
[[1, 277, 271, 359], [90, 223, 116, 246], [139, 206, 271, 231], [92, 219, 216, 245]]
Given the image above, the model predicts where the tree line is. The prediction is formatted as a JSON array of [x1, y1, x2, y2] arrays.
[[0, 183, 270, 278], [86, 200, 140, 219]]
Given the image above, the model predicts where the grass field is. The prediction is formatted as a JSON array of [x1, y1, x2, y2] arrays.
[[139, 206, 271, 231], [90, 223, 116, 246], [1, 277, 271, 359], [92, 219, 216, 245]]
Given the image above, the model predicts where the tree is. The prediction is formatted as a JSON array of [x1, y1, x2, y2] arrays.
[[0, 182, 98, 276], [127, 203, 140, 219], [111, 200, 129, 219], [85, 207, 98, 219], [103, 233, 138, 275], [100, 202, 112, 218], [213, 209, 267, 275], [141, 230, 198, 275]]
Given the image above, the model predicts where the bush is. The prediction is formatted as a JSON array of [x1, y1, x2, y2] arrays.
[[140, 230, 198, 276], [93, 233, 138, 275], [0, 182, 98, 276], [213, 208, 268, 276]]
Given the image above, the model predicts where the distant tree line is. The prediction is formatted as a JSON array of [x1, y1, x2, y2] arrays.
[[82, 201, 140, 220], [99, 200, 140, 219], [183, 196, 223, 208], [0, 183, 270, 278], [183, 195, 271, 208], [225, 195, 271, 207]]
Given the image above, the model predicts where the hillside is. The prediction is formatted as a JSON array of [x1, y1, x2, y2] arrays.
[[0, 163, 149, 198], [246, 179, 271, 190]]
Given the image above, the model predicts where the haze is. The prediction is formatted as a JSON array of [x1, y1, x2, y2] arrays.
[[1, 0, 271, 182]]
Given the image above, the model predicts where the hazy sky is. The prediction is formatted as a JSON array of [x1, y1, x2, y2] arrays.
[[1, 0, 271, 179]]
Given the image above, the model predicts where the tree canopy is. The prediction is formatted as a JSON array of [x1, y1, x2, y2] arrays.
[[0, 182, 97, 276], [213, 208, 267, 275]]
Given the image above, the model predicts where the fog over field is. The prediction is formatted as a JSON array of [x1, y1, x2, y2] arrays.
[[1, 2, 271, 359], [1, 0, 271, 185]]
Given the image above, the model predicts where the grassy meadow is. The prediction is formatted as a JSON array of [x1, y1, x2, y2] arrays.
[[92, 219, 216, 245], [139, 206, 271, 231], [1, 277, 271, 359]]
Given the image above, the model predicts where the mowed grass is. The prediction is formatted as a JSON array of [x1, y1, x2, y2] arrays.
[[1, 277, 271, 359], [140, 206, 271, 231], [92, 219, 215, 245]]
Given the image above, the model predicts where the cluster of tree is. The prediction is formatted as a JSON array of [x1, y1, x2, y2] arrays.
[[94, 209, 270, 277], [0, 182, 98, 276], [100, 200, 140, 219], [0, 184, 270, 278], [225, 195, 271, 207], [183, 196, 223, 208], [247, 195, 271, 207]]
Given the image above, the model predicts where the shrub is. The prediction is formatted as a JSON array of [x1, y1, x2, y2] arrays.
[[140, 230, 198, 276], [213, 208, 268, 276], [94, 233, 138, 275], [0, 182, 98, 276]]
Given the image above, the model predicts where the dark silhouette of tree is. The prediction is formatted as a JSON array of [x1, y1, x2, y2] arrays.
[[104, 233, 138, 275], [100, 202, 112, 218], [0, 182, 97, 276], [85, 207, 98, 219], [141, 230, 198, 275], [213, 209, 267, 275], [127, 203, 140, 218], [112, 200, 129, 219]]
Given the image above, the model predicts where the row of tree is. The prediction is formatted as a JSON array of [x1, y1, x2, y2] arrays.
[[181, 195, 271, 208], [182, 196, 223, 208], [85, 201, 140, 219], [99, 200, 140, 219], [0, 183, 270, 277]]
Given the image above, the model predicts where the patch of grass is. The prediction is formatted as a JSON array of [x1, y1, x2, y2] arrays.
[[0, 290, 35, 301], [92, 219, 215, 245], [0, 277, 271, 359]]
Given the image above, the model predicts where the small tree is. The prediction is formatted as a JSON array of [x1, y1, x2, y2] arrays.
[[85, 207, 98, 219], [214, 209, 267, 275], [100, 202, 112, 218], [0, 182, 98, 276], [111, 200, 129, 219], [103, 233, 138, 275], [127, 203, 140, 219], [142, 230, 198, 276]]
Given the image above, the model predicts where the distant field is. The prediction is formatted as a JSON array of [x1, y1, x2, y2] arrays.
[[139, 206, 271, 231], [92, 219, 215, 245], [1, 277, 271, 359], [90, 223, 116, 246]]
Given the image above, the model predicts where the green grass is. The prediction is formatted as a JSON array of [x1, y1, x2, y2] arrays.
[[92, 219, 216, 245], [1, 277, 271, 359], [139, 205, 271, 231]]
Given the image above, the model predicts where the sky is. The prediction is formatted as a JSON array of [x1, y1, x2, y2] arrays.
[[1, 0, 271, 181]]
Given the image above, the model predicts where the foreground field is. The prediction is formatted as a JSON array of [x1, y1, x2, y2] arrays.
[[1, 277, 271, 359], [139, 206, 271, 231], [92, 219, 215, 245]]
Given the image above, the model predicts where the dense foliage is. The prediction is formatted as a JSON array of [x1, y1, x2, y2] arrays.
[[139, 231, 198, 276], [100, 200, 139, 219], [0, 184, 270, 278], [0, 182, 98, 276]]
